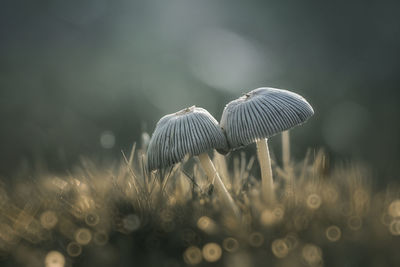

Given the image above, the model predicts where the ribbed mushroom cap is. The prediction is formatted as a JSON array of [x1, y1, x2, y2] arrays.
[[220, 87, 314, 150], [147, 106, 228, 170]]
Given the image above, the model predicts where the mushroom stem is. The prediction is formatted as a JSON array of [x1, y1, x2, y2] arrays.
[[282, 130, 290, 171], [256, 138, 275, 204], [198, 153, 240, 219]]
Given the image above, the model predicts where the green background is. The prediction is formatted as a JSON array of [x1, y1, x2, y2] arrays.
[[0, 0, 399, 181]]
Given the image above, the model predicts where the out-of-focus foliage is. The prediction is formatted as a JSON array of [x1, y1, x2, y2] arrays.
[[0, 0, 399, 179], [0, 139, 399, 266]]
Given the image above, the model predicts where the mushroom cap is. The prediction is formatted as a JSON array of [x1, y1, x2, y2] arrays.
[[147, 106, 228, 170], [220, 87, 314, 150]]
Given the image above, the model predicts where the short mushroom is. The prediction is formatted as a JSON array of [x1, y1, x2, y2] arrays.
[[147, 106, 239, 217], [220, 87, 314, 203]]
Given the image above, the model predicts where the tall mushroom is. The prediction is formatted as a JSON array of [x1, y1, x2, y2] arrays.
[[147, 106, 239, 217], [220, 87, 314, 203]]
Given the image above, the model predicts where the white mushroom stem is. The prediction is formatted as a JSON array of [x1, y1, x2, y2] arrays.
[[198, 153, 240, 218], [256, 138, 275, 204], [282, 130, 290, 171]]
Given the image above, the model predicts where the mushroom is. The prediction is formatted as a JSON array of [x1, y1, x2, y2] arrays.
[[220, 87, 314, 203], [147, 106, 239, 217]]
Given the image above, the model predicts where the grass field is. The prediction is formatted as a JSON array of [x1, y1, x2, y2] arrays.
[[0, 137, 399, 267]]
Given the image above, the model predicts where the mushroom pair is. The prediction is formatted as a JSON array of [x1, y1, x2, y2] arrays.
[[147, 88, 314, 213]]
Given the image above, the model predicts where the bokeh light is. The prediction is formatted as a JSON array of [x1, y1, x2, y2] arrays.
[[347, 216, 362, 231], [307, 194, 322, 210], [202, 243, 222, 262], [40, 211, 58, 230], [93, 231, 108, 246], [388, 200, 400, 218], [271, 239, 289, 258], [248, 232, 264, 247], [122, 214, 140, 232], [85, 213, 100, 227], [197, 216, 217, 234], [222, 237, 239, 253], [325, 225, 341, 242], [389, 220, 400, 236], [74, 228, 92, 245], [260, 206, 285, 226], [284, 233, 299, 250], [44, 251, 65, 267], [183, 246, 202, 265], [67, 242, 82, 257], [302, 244, 323, 266]]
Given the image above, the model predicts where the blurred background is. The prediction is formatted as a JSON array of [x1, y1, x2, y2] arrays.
[[0, 0, 399, 182]]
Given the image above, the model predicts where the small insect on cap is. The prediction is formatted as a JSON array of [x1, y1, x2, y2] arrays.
[[147, 106, 228, 171], [220, 87, 314, 150]]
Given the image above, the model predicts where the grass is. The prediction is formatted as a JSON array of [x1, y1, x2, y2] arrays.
[[0, 136, 400, 267]]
